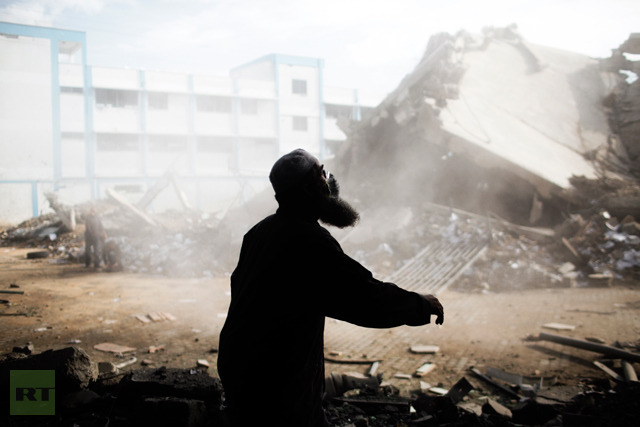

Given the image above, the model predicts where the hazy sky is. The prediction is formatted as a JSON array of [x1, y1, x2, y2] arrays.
[[1, 0, 638, 96]]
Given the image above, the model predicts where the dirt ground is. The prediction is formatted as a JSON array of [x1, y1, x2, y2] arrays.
[[2, 246, 640, 401]]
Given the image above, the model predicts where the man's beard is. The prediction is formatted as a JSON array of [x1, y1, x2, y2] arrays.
[[318, 174, 359, 228]]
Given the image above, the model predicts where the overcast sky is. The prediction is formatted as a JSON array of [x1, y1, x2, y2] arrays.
[[1, 0, 638, 97]]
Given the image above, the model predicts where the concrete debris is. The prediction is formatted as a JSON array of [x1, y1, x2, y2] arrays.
[[93, 342, 136, 355], [593, 361, 625, 382], [542, 322, 576, 331], [2, 344, 640, 426], [410, 344, 440, 354], [482, 398, 512, 418], [414, 362, 436, 377], [538, 331, 640, 363], [115, 357, 138, 370], [138, 312, 177, 323]]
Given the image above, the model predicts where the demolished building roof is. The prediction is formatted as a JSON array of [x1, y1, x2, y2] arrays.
[[335, 26, 635, 221]]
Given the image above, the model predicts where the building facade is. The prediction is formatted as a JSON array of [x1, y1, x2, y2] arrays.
[[0, 22, 381, 224]]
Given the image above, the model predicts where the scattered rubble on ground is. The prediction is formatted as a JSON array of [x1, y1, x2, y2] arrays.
[[1, 345, 639, 426]]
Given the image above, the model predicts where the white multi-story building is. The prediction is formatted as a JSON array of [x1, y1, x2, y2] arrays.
[[0, 22, 382, 224]]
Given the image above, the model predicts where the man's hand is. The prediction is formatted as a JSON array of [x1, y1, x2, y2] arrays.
[[424, 294, 444, 325]]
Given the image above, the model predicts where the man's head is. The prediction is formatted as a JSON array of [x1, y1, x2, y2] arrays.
[[269, 149, 359, 228]]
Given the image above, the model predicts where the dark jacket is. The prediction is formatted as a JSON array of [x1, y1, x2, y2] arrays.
[[217, 206, 434, 426]]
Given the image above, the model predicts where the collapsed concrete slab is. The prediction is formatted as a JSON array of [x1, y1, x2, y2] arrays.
[[333, 26, 634, 226]]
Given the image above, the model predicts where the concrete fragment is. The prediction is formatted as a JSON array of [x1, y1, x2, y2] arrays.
[[482, 398, 512, 418], [539, 332, 640, 363], [593, 361, 624, 382], [542, 322, 576, 331], [394, 373, 412, 380], [368, 361, 380, 377], [428, 387, 448, 395], [94, 342, 136, 354], [196, 359, 209, 368], [588, 274, 613, 287], [0, 347, 97, 396], [116, 357, 138, 370], [445, 377, 473, 403], [410, 345, 440, 354], [622, 360, 638, 382], [98, 361, 118, 375], [414, 363, 436, 377], [12, 342, 34, 355]]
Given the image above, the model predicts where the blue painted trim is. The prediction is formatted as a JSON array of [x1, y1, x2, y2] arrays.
[[84, 65, 96, 197], [317, 59, 325, 160], [50, 38, 61, 186], [31, 182, 39, 217], [187, 74, 197, 174], [232, 77, 240, 171], [0, 22, 85, 42], [273, 57, 281, 156]]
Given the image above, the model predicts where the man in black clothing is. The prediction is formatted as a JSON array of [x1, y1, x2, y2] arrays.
[[217, 149, 444, 426]]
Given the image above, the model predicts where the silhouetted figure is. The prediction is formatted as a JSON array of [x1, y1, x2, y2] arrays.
[[84, 208, 106, 268], [217, 149, 444, 427], [103, 239, 123, 272]]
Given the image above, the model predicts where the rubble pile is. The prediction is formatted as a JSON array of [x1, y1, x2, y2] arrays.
[[601, 33, 640, 176], [1, 347, 225, 427], [0, 200, 239, 278], [555, 209, 640, 280], [2, 346, 639, 427]]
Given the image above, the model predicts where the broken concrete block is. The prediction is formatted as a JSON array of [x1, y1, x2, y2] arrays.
[[445, 377, 473, 403], [196, 359, 209, 368], [119, 367, 223, 407], [394, 373, 412, 380], [558, 262, 576, 275], [0, 347, 97, 398], [115, 357, 138, 370], [12, 342, 34, 355], [98, 361, 118, 375], [542, 322, 576, 331], [588, 274, 613, 287], [410, 345, 440, 354], [428, 386, 448, 395], [415, 363, 436, 377], [94, 342, 136, 354], [482, 398, 512, 418], [620, 221, 640, 236], [368, 361, 380, 377]]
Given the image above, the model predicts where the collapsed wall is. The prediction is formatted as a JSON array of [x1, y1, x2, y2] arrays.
[[332, 26, 637, 227]]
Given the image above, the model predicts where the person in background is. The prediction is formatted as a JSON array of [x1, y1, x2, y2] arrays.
[[84, 207, 106, 268]]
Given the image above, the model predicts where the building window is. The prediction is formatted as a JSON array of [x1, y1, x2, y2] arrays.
[[292, 116, 308, 131], [325, 104, 353, 119], [96, 133, 140, 151], [197, 136, 234, 153], [292, 79, 307, 95], [240, 99, 258, 115], [149, 135, 188, 152], [61, 87, 83, 94], [148, 92, 169, 110], [95, 89, 138, 108], [196, 95, 232, 113]]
